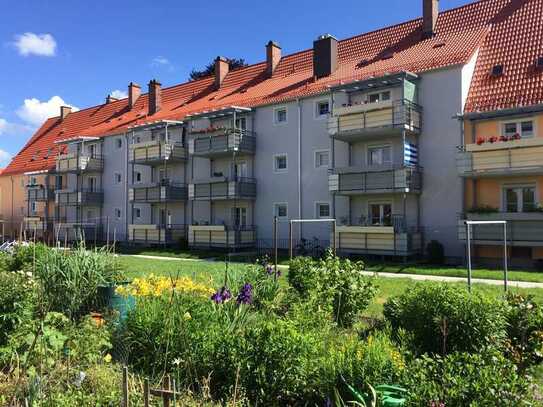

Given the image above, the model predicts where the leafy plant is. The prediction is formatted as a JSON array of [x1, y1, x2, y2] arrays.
[[288, 256, 319, 297], [383, 284, 507, 355], [466, 205, 500, 214], [0, 271, 35, 346]]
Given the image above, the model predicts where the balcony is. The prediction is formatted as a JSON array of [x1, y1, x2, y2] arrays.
[[26, 185, 55, 201], [329, 166, 422, 195], [56, 153, 103, 173], [190, 130, 256, 158], [54, 223, 102, 243], [328, 99, 422, 142], [129, 181, 187, 203], [457, 138, 543, 177], [458, 212, 543, 246], [129, 140, 187, 165], [189, 177, 257, 200], [56, 189, 104, 206], [188, 225, 256, 248], [23, 217, 50, 232], [128, 224, 186, 245]]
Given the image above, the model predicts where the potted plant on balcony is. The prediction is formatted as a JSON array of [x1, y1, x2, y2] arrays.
[[476, 137, 486, 145]]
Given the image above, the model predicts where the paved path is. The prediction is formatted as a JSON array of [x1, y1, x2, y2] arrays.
[[123, 254, 543, 289]]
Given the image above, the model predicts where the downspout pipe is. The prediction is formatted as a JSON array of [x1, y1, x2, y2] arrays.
[[297, 98, 302, 224]]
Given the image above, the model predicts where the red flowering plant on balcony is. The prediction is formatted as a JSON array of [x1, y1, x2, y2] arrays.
[[488, 135, 498, 143], [476, 137, 486, 145], [512, 133, 521, 140]]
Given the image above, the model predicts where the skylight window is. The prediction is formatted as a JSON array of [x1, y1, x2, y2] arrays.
[[491, 64, 504, 77], [536, 56, 543, 69]]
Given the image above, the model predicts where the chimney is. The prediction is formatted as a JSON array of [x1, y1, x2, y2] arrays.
[[266, 41, 282, 77], [148, 79, 162, 115], [60, 106, 72, 120], [423, 0, 439, 38], [214, 56, 229, 89], [313, 34, 338, 79], [128, 82, 141, 109], [105, 95, 118, 104]]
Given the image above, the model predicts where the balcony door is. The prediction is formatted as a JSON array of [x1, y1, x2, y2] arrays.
[[368, 145, 392, 168], [88, 143, 97, 158], [369, 203, 392, 226], [159, 209, 172, 227], [504, 186, 536, 212], [234, 161, 248, 180], [232, 207, 247, 228], [87, 177, 97, 192]]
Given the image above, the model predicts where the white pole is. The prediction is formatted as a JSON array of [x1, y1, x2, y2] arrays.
[[503, 222, 508, 292], [466, 222, 472, 292]]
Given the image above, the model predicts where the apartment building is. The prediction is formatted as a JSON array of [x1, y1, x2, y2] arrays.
[[1, 0, 542, 264]]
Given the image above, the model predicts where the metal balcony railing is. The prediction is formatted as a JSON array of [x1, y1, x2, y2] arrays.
[[129, 224, 186, 244], [129, 181, 187, 202], [26, 185, 55, 201], [56, 153, 104, 173], [188, 225, 257, 248], [56, 189, 104, 206], [192, 130, 256, 157], [190, 177, 257, 200], [129, 141, 187, 165], [329, 165, 422, 194]]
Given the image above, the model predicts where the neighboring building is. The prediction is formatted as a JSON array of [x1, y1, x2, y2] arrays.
[[1, 0, 542, 264]]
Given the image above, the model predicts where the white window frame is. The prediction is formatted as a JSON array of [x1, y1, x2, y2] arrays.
[[501, 183, 538, 213], [134, 171, 143, 184], [314, 99, 331, 119], [367, 143, 393, 167], [367, 90, 391, 104], [501, 117, 536, 139], [367, 201, 393, 226], [273, 106, 288, 125], [273, 153, 288, 173], [273, 202, 288, 220], [314, 149, 330, 169], [315, 202, 331, 219]]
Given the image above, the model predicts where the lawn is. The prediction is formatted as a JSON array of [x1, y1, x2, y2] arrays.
[[116, 255, 543, 318]]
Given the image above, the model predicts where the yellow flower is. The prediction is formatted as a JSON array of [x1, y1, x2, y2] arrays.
[[103, 353, 112, 363], [183, 312, 192, 321]]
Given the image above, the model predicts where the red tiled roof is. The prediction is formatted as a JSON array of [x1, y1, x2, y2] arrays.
[[5, 0, 542, 175]]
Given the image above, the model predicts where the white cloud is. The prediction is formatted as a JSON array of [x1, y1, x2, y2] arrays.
[[0, 117, 34, 137], [13, 32, 57, 57], [151, 56, 174, 71], [0, 149, 12, 167], [16, 96, 78, 127], [110, 89, 128, 99]]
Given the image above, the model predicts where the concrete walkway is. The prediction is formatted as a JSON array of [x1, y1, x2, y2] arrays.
[[123, 254, 543, 289]]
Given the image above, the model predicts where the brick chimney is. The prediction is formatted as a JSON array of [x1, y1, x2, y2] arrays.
[[148, 79, 161, 115], [423, 0, 439, 38], [313, 34, 338, 79], [214, 56, 229, 89], [266, 41, 281, 77], [128, 82, 141, 109], [60, 106, 72, 120]]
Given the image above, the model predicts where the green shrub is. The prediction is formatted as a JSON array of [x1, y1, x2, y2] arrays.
[[426, 240, 444, 264], [383, 284, 507, 355], [0, 271, 35, 346], [288, 256, 319, 297], [9, 243, 51, 272], [505, 293, 543, 369], [404, 351, 533, 406]]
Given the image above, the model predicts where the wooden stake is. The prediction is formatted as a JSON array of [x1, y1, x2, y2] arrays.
[[143, 378, 150, 407], [163, 375, 171, 407], [122, 366, 129, 407]]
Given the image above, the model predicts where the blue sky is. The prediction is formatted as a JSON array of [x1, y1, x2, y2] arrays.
[[0, 0, 472, 166]]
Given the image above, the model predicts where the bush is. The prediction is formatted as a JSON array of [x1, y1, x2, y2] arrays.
[[287, 256, 318, 297], [383, 284, 507, 355], [426, 240, 444, 264], [505, 293, 543, 369], [404, 351, 533, 406], [0, 271, 35, 346]]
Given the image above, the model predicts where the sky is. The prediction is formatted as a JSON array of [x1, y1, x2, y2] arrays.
[[0, 0, 473, 166]]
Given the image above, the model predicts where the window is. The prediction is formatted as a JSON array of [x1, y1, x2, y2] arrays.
[[86, 210, 94, 221], [368, 145, 392, 166], [55, 175, 63, 189], [88, 144, 97, 158], [232, 207, 248, 228], [114, 173, 122, 184], [502, 119, 535, 139], [115, 208, 122, 219], [234, 161, 248, 179], [235, 117, 247, 131], [87, 177, 97, 192], [274, 154, 288, 172], [274, 203, 288, 219], [116, 138, 122, 149], [315, 150, 330, 168], [134, 208, 141, 219], [274, 107, 287, 124], [504, 186, 536, 212], [315, 100, 330, 118], [368, 91, 391, 104], [134, 171, 142, 183], [369, 203, 392, 226], [29, 176, 37, 186], [316, 202, 330, 219], [31, 201, 37, 214]]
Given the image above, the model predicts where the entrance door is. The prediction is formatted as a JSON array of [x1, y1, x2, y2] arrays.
[[369, 203, 392, 226]]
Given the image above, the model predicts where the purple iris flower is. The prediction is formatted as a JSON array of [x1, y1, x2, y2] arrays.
[[211, 286, 232, 304], [236, 283, 253, 305]]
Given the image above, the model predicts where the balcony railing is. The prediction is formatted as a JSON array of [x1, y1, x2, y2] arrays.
[[328, 99, 422, 142], [56, 153, 104, 173], [188, 225, 257, 248], [189, 177, 257, 200], [129, 181, 187, 203], [26, 185, 55, 201], [191, 130, 256, 157], [56, 189, 104, 206], [458, 212, 543, 245], [329, 165, 422, 194], [128, 224, 186, 245], [23, 217, 50, 232], [53, 223, 102, 243], [457, 138, 543, 177], [129, 140, 187, 165]]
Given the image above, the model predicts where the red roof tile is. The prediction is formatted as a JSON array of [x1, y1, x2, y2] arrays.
[[5, 0, 542, 175]]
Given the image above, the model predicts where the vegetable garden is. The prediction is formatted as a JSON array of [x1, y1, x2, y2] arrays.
[[1, 244, 542, 406]]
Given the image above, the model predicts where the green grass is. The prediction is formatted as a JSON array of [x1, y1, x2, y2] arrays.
[[116, 255, 543, 318], [366, 262, 543, 283]]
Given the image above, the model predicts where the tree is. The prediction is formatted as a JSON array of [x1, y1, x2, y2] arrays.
[[189, 58, 248, 81]]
